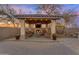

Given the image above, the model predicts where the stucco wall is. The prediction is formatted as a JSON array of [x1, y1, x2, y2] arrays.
[[0, 27, 20, 40]]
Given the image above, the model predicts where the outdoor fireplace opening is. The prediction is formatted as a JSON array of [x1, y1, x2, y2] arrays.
[[36, 24, 41, 28]]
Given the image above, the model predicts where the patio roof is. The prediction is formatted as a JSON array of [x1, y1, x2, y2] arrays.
[[14, 14, 62, 20]]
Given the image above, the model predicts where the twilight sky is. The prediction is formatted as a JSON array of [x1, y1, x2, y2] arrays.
[[8, 4, 79, 14], [9, 4, 39, 14]]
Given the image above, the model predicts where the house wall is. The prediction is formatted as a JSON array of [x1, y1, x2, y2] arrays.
[[0, 27, 20, 40]]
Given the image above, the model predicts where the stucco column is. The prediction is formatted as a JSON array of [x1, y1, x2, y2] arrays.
[[50, 20, 56, 39], [46, 24, 48, 28], [20, 20, 25, 40]]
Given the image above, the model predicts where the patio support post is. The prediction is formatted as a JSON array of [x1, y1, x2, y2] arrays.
[[50, 20, 56, 39], [20, 20, 25, 40]]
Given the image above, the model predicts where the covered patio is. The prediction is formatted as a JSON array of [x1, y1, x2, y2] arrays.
[[15, 14, 61, 40]]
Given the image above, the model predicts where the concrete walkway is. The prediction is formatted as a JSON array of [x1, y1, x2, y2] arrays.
[[0, 37, 79, 55]]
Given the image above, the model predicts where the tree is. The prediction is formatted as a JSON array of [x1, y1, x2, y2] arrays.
[[4, 4, 16, 15], [36, 4, 62, 15], [37, 4, 78, 28], [0, 4, 19, 27], [62, 8, 78, 28]]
